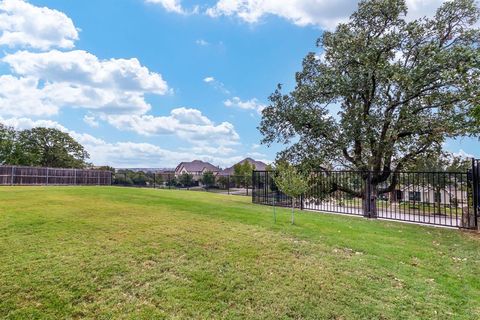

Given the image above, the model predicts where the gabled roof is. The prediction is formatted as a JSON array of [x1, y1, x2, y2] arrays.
[[175, 160, 220, 173], [219, 158, 268, 176]]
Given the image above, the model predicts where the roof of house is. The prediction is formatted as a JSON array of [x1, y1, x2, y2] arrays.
[[175, 160, 220, 173], [219, 158, 268, 176]]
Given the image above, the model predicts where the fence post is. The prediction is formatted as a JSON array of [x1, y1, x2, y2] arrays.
[[364, 171, 371, 218], [10, 166, 14, 186], [46, 168, 49, 185], [153, 173, 156, 189], [227, 175, 230, 195], [472, 158, 479, 229]]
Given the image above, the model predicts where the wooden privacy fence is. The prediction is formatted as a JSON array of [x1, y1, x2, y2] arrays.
[[0, 165, 112, 186]]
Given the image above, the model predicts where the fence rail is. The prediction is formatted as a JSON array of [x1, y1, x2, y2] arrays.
[[0, 165, 112, 186], [253, 164, 480, 229]]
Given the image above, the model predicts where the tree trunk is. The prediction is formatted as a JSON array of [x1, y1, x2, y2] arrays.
[[363, 178, 378, 218], [291, 199, 295, 224], [390, 189, 397, 203]]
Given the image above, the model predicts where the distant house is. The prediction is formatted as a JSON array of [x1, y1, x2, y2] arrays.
[[219, 158, 268, 176], [395, 184, 467, 206], [174, 160, 221, 179]]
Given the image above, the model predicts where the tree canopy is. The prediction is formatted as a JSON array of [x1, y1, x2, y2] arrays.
[[260, 0, 480, 194], [0, 125, 90, 168]]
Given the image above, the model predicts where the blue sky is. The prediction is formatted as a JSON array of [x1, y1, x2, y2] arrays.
[[0, 0, 478, 168]]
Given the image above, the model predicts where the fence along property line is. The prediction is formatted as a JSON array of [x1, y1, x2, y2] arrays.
[[252, 162, 480, 229], [0, 165, 112, 186]]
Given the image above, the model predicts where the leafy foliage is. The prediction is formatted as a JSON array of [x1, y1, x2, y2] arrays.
[[0, 125, 90, 168], [201, 171, 215, 189], [260, 0, 480, 195], [178, 173, 194, 187], [273, 162, 309, 224], [233, 161, 256, 188]]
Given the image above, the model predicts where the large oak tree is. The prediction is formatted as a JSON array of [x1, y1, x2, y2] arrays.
[[259, 0, 480, 217], [0, 126, 90, 168]]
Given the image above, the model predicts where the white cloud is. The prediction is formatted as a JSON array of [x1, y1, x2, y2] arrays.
[[144, 0, 184, 14], [0, 0, 79, 50], [206, 0, 447, 29], [3, 50, 168, 95], [224, 96, 266, 114], [0, 50, 169, 116], [105, 107, 240, 146], [83, 114, 99, 127], [203, 76, 230, 94], [203, 76, 215, 83], [0, 116, 247, 168], [452, 149, 475, 159], [196, 39, 209, 46], [0, 75, 59, 116]]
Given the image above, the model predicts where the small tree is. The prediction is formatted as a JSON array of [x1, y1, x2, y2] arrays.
[[178, 173, 194, 188], [201, 171, 215, 190], [217, 176, 230, 190], [273, 162, 309, 224], [233, 161, 256, 189]]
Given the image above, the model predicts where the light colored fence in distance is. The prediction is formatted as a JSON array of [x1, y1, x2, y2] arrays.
[[0, 165, 112, 186]]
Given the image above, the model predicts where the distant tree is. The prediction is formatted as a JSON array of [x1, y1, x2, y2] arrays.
[[114, 170, 133, 185], [259, 0, 480, 218], [178, 173, 194, 188], [0, 124, 18, 165], [201, 171, 215, 189], [16, 127, 89, 168], [131, 171, 149, 186], [166, 175, 177, 187], [217, 176, 230, 189], [233, 161, 256, 188], [273, 162, 309, 224], [94, 166, 116, 172]]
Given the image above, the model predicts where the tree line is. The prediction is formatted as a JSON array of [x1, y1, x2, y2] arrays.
[[0, 124, 90, 168]]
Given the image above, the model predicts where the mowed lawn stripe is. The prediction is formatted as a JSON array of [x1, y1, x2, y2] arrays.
[[0, 187, 479, 319]]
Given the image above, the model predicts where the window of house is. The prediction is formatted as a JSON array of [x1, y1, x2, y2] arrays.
[[434, 192, 441, 203]]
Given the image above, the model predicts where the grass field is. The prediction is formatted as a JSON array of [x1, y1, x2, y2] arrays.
[[1, 187, 479, 319]]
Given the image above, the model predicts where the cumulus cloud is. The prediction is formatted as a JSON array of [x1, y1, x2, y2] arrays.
[[0, 0, 79, 50], [0, 1, 247, 167], [144, 0, 184, 13], [224, 96, 266, 114], [83, 115, 99, 127], [206, 0, 447, 29], [3, 50, 168, 94], [0, 50, 169, 116], [0, 116, 248, 167], [0, 75, 59, 116], [105, 107, 240, 145]]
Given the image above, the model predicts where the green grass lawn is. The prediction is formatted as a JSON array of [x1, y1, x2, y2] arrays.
[[0, 187, 479, 319]]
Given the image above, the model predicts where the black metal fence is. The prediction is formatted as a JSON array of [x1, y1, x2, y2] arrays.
[[0, 165, 112, 186], [253, 161, 480, 229], [112, 171, 253, 196]]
